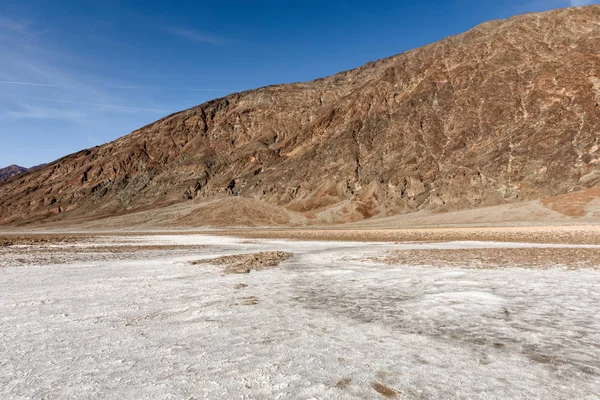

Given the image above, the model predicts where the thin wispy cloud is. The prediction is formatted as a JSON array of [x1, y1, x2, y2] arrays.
[[0, 80, 77, 88], [187, 88, 233, 92], [4, 102, 84, 121], [517, 0, 596, 13], [0, 16, 30, 33], [0, 7, 238, 166], [106, 85, 233, 92], [0, 15, 171, 129], [570, 0, 595, 5], [108, 85, 148, 89], [5, 94, 168, 113], [165, 27, 232, 45], [0, 80, 233, 92]]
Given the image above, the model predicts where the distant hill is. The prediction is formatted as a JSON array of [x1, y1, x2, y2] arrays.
[[0, 165, 28, 182], [1, 5, 600, 226]]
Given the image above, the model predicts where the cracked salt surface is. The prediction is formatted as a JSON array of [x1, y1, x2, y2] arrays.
[[1, 235, 600, 399]]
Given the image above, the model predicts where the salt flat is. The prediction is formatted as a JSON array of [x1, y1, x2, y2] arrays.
[[1, 235, 599, 399]]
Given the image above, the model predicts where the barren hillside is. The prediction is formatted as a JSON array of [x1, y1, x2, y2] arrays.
[[1, 5, 599, 226]]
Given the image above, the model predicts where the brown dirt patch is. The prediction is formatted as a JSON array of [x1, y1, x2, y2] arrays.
[[0, 238, 211, 268], [192, 251, 293, 274], [541, 187, 600, 217], [11, 244, 208, 254], [371, 382, 400, 398], [237, 296, 259, 306], [370, 247, 600, 270], [0, 234, 95, 246], [175, 197, 304, 227], [335, 378, 352, 389], [214, 226, 600, 245]]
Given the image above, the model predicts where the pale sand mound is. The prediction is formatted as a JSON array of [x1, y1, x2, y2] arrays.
[[192, 251, 293, 274], [49, 197, 308, 230]]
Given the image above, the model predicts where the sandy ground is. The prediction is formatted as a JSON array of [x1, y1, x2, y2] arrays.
[[214, 225, 600, 245], [13, 190, 600, 231], [1, 234, 600, 399], [368, 247, 600, 270]]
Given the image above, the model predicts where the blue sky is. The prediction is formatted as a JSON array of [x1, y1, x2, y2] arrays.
[[0, 0, 597, 167]]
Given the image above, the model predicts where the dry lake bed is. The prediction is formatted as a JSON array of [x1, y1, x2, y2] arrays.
[[1, 233, 600, 399]]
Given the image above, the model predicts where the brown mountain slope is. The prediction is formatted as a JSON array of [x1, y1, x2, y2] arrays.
[[1, 5, 600, 226], [0, 165, 28, 183]]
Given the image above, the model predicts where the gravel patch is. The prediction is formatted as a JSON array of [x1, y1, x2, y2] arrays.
[[192, 251, 293, 274]]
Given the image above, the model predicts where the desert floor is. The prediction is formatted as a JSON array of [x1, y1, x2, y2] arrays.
[[1, 232, 600, 399]]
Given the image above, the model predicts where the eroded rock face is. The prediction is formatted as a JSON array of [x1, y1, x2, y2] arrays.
[[1, 6, 600, 225]]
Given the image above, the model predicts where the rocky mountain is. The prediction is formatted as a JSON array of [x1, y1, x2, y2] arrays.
[[1, 5, 600, 226], [0, 165, 28, 183]]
